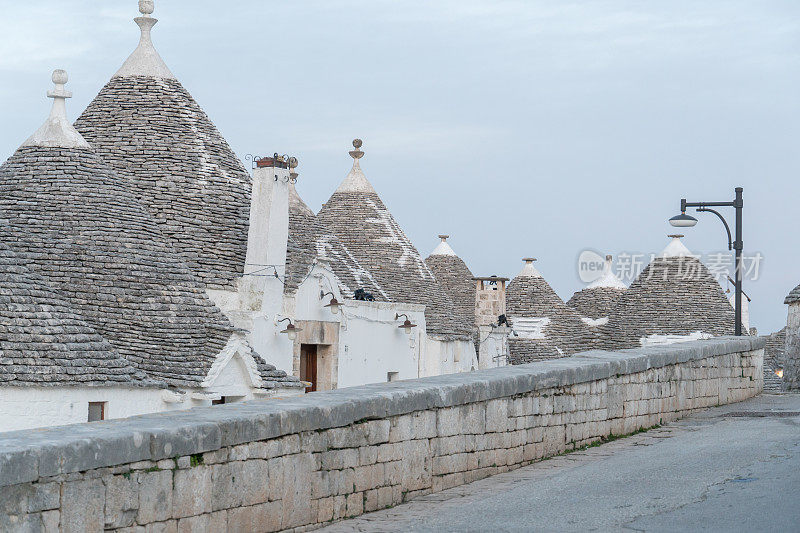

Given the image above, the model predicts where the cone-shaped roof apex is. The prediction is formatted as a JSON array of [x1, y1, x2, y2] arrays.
[[335, 139, 377, 194], [661, 234, 693, 258], [516, 257, 542, 278], [586, 254, 627, 290], [23, 70, 90, 149], [114, 0, 175, 79], [430, 235, 457, 257]]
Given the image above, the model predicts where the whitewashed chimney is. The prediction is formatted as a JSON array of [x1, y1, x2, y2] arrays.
[[240, 155, 293, 312]]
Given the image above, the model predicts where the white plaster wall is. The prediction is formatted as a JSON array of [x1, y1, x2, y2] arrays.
[[337, 301, 424, 389], [421, 337, 479, 377], [0, 387, 172, 433], [477, 327, 509, 370], [206, 354, 256, 399]]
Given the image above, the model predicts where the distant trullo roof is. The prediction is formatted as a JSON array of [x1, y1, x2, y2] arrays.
[[567, 255, 627, 321], [74, 0, 251, 291], [285, 171, 386, 299], [0, 70, 233, 388], [600, 235, 735, 350], [0, 238, 159, 388], [785, 284, 800, 305], [316, 140, 471, 340], [506, 258, 595, 363], [425, 235, 476, 332]]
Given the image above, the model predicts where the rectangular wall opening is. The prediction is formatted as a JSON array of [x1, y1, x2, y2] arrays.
[[88, 402, 106, 422], [300, 344, 318, 393]]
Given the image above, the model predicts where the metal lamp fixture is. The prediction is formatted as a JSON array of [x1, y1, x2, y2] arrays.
[[668, 187, 744, 335], [395, 313, 417, 335], [668, 212, 698, 227], [321, 291, 340, 315], [277, 317, 302, 341]]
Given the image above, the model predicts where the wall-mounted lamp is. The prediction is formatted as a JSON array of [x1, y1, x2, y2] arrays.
[[395, 313, 417, 335], [277, 317, 302, 341], [320, 291, 341, 315]]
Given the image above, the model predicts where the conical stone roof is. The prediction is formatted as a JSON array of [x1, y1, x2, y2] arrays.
[[0, 71, 232, 388], [600, 236, 735, 350], [0, 239, 159, 387], [285, 179, 386, 299], [567, 255, 627, 321], [73, 2, 251, 291], [506, 258, 595, 363], [425, 235, 476, 331], [316, 140, 471, 340]]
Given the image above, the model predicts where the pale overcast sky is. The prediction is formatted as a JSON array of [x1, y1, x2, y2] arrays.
[[1, 0, 798, 333]]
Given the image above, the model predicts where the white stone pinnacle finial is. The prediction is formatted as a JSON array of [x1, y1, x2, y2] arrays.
[[22, 70, 90, 149], [113, 0, 175, 79], [349, 139, 364, 160], [518, 257, 542, 278], [431, 235, 456, 256], [139, 0, 155, 16]]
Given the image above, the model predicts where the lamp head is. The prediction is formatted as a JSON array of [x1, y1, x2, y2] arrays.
[[669, 212, 698, 228]]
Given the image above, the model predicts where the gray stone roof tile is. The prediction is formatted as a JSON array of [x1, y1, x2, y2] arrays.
[[600, 256, 736, 349], [0, 240, 160, 387], [785, 284, 800, 304], [316, 155, 471, 341], [0, 146, 232, 388], [506, 273, 596, 364], [74, 76, 251, 291], [567, 287, 625, 320]]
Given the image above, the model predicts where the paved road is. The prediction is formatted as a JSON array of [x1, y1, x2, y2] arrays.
[[319, 394, 800, 533]]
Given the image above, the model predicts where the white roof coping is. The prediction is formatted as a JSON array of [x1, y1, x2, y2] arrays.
[[335, 139, 377, 194], [660, 234, 693, 258], [114, 0, 176, 79], [517, 257, 542, 278], [22, 70, 91, 149], [586, 255, 627, 290], [430, 235, 457, 256]]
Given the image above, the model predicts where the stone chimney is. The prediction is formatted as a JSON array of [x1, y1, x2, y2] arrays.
[[474, 276, 509, 327], [240, 155, 294, 312]]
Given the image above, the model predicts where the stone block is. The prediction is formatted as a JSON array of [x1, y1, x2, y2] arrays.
[[266, 457, 284, 501], [364, 489, 379, 512], [172, 466, 212, 518], [485, 399, 509, 432], [280, 453, 315, 529], [318, 448, 359, 471], [317, 497, 335, 523], [397, 440, 431, 491], [137, 470, 173, 524], [105, 474, 140, 528], [239, 460, 270, 507], [62, 478, 104, 533], [358, 446, 378, 466], [377, 486, 394, 509], [227, 502, 281, 533], [345, 492, 363, 518]]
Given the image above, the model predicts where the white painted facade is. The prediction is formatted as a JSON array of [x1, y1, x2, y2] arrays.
[[0, 387, 173, 433], [639, 331, 713, 347], [207, 153, 480, 390]]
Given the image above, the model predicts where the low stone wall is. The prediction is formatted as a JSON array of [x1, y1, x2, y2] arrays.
[[0, 337, 763, 532]]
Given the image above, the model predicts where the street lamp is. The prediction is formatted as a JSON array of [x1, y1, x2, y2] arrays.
[[669, 187, 744, 336]]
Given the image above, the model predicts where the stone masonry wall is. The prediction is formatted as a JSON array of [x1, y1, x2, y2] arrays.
[[783, 303, 800, 390], [0, 337, 763, 532]]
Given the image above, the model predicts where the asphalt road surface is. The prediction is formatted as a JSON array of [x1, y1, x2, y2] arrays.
[[319, 394, 800, 533]]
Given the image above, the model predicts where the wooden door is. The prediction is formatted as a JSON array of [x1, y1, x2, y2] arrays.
[[300, 344, 318, 393]]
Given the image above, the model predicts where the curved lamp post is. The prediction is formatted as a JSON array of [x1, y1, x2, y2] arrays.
[[669, 187, 744, 336]]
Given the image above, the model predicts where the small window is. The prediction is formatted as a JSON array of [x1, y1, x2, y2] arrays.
[[212, 398, 226, 405], [387, 372, 399, 382], [88, 402, 106, 422]]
